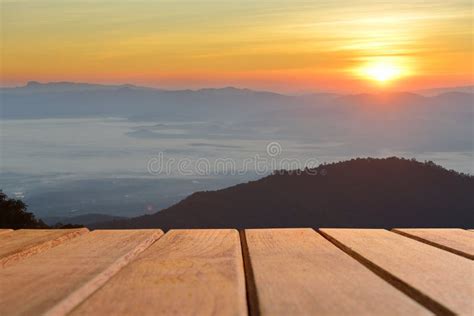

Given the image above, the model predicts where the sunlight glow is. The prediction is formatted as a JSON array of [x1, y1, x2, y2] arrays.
[[356, 58, 409, 85]]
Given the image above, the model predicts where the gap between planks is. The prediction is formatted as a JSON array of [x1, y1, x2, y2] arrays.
[[392, 228, 473, 260], [239, 230, 260, 316]]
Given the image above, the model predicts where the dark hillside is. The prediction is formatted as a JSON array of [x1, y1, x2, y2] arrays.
[[93, 158, 474, 229]]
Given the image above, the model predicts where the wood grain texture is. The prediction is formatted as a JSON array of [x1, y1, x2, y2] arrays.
[[320, 229, 474, 315], [0, 228, 88, 267], [393, 228, 474, 259], [71, 229, 247, 316], [0, 229, 163, 316], [0, 229, 13, 235], [244, 228, 429, 315]]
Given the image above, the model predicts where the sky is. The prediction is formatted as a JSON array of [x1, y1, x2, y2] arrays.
[[1, 0, 473, 92]]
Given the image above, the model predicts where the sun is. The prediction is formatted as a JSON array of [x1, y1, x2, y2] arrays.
[[356, 58, 408, 85], [363, 62, 400, 83]]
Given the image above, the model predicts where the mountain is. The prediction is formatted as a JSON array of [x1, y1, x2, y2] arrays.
[[92, 158, 474, 229]]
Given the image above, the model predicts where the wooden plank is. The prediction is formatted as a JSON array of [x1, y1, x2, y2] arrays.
[[393, 228, 474, 260], [70, 229, 247, 316], [0, 229, 163, 316], [0, 228, 88, 267], [243, 228, 429, 315], [320, 229, 474, 315], [0, 229, 13, 235]]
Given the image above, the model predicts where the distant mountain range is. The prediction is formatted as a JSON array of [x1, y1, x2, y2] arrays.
[[92, 158, 474, 229], [1, 81, 472, 121], [2, 81, 472, 96], [0, 81, 296, 120]]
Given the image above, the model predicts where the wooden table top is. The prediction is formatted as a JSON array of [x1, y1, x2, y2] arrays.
[[0, 228, 472, 315]]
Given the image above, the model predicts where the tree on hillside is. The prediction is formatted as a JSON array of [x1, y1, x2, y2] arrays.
[[0, 190, 48, 229]]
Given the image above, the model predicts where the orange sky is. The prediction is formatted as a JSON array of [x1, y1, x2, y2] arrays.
[[1, 0, 473, 92]]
